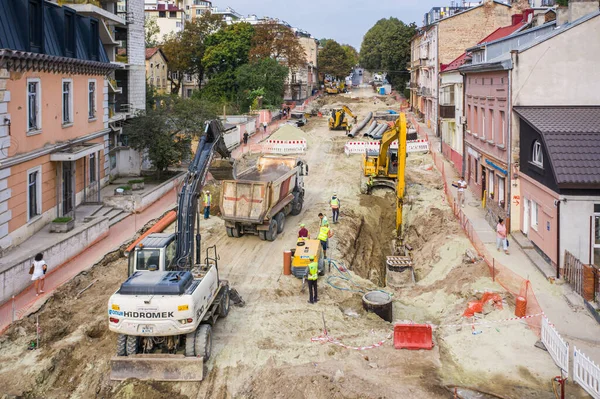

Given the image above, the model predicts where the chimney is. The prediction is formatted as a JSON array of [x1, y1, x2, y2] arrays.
[[512, 13, 524, 25], [568, 0, 600, 24]]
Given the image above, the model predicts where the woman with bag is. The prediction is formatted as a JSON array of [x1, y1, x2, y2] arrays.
[[29, 253, 47, 296]]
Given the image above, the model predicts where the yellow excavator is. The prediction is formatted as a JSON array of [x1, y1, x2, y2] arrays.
[[361, 113, 407, 233], [329, 105, 357, 130]]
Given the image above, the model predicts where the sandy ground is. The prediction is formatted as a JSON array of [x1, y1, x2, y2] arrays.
[[0, 90, 589, 399]]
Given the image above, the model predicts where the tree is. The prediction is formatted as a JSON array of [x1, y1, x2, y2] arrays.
[[249, 21, 306, 69], [144, 16, 160, 47], [318, 40, 354, 80], [203, 23, 254, 76], [341, 44, 359, 67], [162, 12, 225, 93], [125, 96, 218, 178], [236, 58, 289, 111], [360, 18, 416, 88], [318, 38, 332, 49]]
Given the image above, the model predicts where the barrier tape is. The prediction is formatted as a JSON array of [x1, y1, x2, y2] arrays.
[[311, 330, 393, 351]]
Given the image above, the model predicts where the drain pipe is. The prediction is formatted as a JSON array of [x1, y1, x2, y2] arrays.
[[556, 199, 561, 279], [506, 53, 515, 232]]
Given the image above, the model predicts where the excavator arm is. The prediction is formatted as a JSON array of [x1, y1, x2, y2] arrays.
[[342, 105, 356, 120], [395, 113, 407, 234]]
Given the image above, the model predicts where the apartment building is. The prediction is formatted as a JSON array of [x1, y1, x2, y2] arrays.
[[146, 47, 170, 94], [0, 0, 117, 250], [145, 2, 185, 37]]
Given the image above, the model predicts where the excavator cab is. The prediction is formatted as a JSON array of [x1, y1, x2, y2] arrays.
[[127, 234, 177, 276]]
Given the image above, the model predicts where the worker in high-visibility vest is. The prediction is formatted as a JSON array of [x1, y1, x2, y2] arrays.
[[203, 190, 212, 219], [317, 224, 333, 259], [330, 193, 340, 223], [307, 255, 319, 304]]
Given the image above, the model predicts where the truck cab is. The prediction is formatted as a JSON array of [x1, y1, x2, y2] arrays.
[[128, 233, 177, 276]]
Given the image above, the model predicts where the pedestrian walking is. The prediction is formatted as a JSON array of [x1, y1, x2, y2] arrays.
[[243, 132, 249, 145], [298, 223, 310, 239], [454, 176, 467, 208], [307, 255, 319, 304], [29, 253, 47, 296], [330, 193, 340, 223], [318, 212, 328, 227], [496, 218, 509, 255], [317, 223, 333, 259], [263, 121, 268, 133], [203, 190, 212, 219]]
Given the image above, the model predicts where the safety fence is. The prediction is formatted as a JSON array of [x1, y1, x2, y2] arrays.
[[541, 316, 569, 377], [261, 143, 306, 155], [343, 139, 429, 155], [562, 250, 599, 302], [573, 346, 600, 398], [264, 139, 307, 149]]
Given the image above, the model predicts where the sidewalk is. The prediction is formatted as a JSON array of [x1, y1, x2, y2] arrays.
[[0, 186, 178, 333], [411, 115, 600, 362]]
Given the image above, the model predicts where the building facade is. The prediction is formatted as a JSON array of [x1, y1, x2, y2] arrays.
[[285, 32, 319, 102], [144, 2, 185, 38], [0, 0, 117, 251], [145, 47, 170, 94]]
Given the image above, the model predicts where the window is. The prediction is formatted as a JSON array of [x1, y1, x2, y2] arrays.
[[89, 153, 96, 183], [62, 79, 73, 124], [500, 111, 506, 146], [482, 108, 486, 139], [27, 166, 42, 221], [498, 176, 505, 207], [594, 205, 600, 267], [27, 79, 41, 131], [159, 11, 166, 18], [88, 80, 96, 119], [532, 140, 543, 167], [176, 21, 183, 29], [488, 170, 494, 199], [169, 11, 176, 18], [64, 12, 75, 57], [196, 9, 202, 15], [165, 239, 176, 270], [29, 0, 43, 52], [186, 88, 192, 98], [90, 20, 99, 61], [531, 201, 539, 230], [489, 109, 494, 142], [473, 107, 478, 134]]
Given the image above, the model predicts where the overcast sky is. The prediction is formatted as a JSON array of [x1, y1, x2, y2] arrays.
[[217, 0, 442, 49]]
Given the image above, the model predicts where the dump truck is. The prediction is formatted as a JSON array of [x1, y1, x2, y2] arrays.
[[220, 155, 307, 241]]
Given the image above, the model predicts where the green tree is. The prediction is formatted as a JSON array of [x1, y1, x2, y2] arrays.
[[125, 96, 218, 178], [360, 18, 416, 88], [144, 16, 160, 47], [318, 38, 332, 49], [162, 12, 225, 93], [249, 21, 306, 69], [203, 23, 254, 76], [341, 44, 359, 67], [319, 40, 354, 80], [236, 58, 288, 111]]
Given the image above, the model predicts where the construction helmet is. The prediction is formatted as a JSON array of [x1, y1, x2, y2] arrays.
[[309, 256, 315, 260], [300, 223, 306, 227]]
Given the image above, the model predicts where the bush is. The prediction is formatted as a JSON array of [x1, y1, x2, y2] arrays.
[[52, 217, 73, 223], [128, 179, 145, 185], [118, 185, 132, 191]]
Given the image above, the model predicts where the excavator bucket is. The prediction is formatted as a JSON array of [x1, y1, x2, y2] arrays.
[[110, 354, 204, 382], [209, 159, 236, 180]]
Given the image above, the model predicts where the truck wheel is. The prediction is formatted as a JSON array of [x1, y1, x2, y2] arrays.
[[275, 212, 285, 234], [126, 335, 139, 356], [258, 230, 267, 241], [185, 331, 196, 356], [219, 286, 230, 318], [232, 224, 243, 238], [194, 324, 212, 361], [290, 193, 303, 216], [116, 334, 127, 356], [226, 227, 234, 237], [266, 219, 278, 241]]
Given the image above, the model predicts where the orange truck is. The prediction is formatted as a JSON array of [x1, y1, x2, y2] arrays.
[[220, 156, 308, 241]]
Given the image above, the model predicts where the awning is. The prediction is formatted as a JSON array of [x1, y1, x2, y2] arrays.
[[50, 143, 103, 162]]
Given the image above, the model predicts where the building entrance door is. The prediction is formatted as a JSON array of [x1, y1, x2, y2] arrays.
[[481, 164, 486, 201], [62, 161, 74, 216]]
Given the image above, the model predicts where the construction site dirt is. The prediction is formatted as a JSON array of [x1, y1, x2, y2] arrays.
[[0, 89, 589, 399]]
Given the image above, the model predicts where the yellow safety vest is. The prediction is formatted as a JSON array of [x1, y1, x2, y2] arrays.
[[320, 216, 328, 226], [318, 226, 329, 242], [330, 198, 339, 208], [203, 193, 211, 206], [308, 261, 318, 280]]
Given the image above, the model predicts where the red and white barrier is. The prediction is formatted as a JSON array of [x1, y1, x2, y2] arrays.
[[262, 143, 306, 154], [344, 140, 430, 156], [265, 139, 307, 150], [542, 316, 569, 377]]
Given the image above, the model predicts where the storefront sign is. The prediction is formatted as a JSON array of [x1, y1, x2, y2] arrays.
[[467, 147, 480, 160], [485, 159, 508, 175]]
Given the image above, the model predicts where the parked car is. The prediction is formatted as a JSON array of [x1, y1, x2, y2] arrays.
[[288, 112, 307, 127]]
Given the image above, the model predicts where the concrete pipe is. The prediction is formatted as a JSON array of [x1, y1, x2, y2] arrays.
[[348, 112, 373, 137], [363, 121, 378, 137], [371, 124, 388, 140], [362, 291, 393, 322]]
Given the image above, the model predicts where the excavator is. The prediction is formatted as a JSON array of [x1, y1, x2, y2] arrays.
[[361, 113, 407, 234], [108, 120, 238, 382], [329, 105, 357, 130]]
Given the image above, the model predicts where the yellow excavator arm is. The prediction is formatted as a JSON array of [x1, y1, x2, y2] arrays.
[[342, 105, 356, 120], [395, 113, 407, 234]]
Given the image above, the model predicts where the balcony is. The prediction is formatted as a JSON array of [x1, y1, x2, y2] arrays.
[[439, 105, 456, 119]]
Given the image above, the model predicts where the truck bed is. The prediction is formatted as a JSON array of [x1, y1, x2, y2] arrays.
[[238, 163, 293, 182]]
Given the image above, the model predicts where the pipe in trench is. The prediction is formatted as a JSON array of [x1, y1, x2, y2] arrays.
[[348, 112, 373, 137]]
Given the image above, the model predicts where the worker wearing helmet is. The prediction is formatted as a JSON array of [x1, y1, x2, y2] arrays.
[[330, 193, 340, 223], [307, 255, 319, 304], [317, 223, 333, 259], [298, 223, 309, 239], [203, 190, 212, 219]]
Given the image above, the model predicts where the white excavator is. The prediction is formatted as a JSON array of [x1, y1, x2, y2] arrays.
[[108, 120, 239, 382]]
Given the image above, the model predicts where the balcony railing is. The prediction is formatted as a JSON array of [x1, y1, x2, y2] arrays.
[[439, 105, 456, 119]]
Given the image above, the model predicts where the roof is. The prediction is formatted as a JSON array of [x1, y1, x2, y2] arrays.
[[514, 106, 600, 187], [424, 1, 511, 27], [441, 20, 526, 72], [145, 47, 167, 61]]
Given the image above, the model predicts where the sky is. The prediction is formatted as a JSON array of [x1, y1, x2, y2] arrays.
[[216, 0, 442, 49]]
